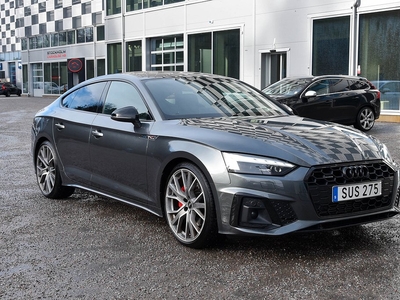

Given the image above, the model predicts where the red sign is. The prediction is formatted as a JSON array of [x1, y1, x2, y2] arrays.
[[68, 58, 83, 73]]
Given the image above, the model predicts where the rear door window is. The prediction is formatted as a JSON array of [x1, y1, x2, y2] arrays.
[[328, 78, 350, 93]]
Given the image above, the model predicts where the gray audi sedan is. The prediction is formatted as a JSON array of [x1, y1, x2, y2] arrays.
[[31, 72, 400, 248]]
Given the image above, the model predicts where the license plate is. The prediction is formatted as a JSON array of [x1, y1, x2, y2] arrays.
[[332, 181, 382, 202]]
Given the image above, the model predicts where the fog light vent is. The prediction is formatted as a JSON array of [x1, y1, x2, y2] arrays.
[[238, 197, 272, 228]]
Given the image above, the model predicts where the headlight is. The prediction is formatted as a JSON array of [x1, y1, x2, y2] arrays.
[[222, 153, 296, 176], [380, 143, 393, 162]]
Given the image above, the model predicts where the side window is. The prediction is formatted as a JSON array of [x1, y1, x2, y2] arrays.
[[329, 79, 349, 93], [103, 81, 151, 120], [348, 79, 370, 90], [62, 82, 107, 112], [308, 79, 330, 95]]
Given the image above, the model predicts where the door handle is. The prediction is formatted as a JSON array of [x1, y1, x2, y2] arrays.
[[55, 123, 65, 130], [92, 130, 103, 138]]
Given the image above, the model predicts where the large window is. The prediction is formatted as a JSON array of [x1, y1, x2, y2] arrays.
[[312, 17, 350, 75], [43, 62, 68, 94], [106, 0, 121, 15], [87, 60, 95, 79], [126, 0, 184, 12], [97, 26, 105, 41], [188, 32, 211, 73], [97, 59, 106, 76], [107, 43, 122, 74], [127, 40, 142, 71], [188, 29, 240, 79], [213, 29, 239, 79], [359, 10, 400, 111], [149, 35, 183, 71]]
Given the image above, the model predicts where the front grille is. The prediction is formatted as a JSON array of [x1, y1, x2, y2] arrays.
[[305, 161, 395, 218]]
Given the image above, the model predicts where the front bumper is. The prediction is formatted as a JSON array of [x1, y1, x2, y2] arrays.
[[217, 160, 400, 236]]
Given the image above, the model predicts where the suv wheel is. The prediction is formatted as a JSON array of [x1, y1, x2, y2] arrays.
[[355, 107, 375, 131]]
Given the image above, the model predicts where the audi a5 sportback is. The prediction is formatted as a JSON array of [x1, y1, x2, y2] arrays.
[[31, 72, 400, 248], [262, 75, 380, 131]]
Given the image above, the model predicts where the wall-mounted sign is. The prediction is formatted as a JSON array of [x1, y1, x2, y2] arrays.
[[47, 50, 67, 59], [68, 58, 83, 73]]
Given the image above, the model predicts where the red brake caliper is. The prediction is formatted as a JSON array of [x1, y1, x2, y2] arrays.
[[178, 186, 185, 208]]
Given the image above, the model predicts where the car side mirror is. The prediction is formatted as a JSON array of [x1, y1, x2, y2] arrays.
[[111, 106, 142, 128], [304, 90, 317, 98]]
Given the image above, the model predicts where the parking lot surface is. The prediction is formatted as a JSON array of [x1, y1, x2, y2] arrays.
[[1, 96, 399, 299]]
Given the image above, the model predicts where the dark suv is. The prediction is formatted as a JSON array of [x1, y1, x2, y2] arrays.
[[0, 82, 22, 97], [262, 75, 380, 131]]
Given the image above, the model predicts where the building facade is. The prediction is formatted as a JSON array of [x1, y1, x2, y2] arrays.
[[1, 0, 399, 120]]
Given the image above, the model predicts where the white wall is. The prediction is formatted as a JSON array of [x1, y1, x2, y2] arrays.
[[107, 0, 400, 88]]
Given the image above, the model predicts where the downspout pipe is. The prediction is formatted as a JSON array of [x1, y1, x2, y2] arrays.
[[352, 0, 361, 76]]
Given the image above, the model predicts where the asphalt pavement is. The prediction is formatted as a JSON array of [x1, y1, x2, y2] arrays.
[[0, 95, 399, 299]]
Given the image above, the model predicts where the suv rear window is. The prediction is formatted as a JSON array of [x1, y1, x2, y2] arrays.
[[348, 79, 370, 90]]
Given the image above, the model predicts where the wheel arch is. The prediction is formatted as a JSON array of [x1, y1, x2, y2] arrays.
[[157, 150, 226, 231], [33, 135, 51, 168], [355, 105, 376, 131]]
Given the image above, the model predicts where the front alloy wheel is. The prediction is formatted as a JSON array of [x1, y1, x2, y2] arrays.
[[164, 162, 217, 248], [36, 141, 74, 199], [355, 107, 375, 131]]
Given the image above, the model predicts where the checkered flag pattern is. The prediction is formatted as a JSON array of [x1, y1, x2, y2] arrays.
[[0, 0, 104, 53]]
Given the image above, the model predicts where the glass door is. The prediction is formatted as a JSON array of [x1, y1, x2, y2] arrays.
[[32, 63, 44, 97], [261, 51, 287, 89]]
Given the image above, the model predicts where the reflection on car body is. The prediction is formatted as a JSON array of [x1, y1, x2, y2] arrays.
[[262, 75, 381, 131], [31, 72, 400, 248]]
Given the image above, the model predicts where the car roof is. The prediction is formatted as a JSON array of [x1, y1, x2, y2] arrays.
[[282, 75, 368, 81], [61, 71, 245, 99], [91, 71, 234, 82]]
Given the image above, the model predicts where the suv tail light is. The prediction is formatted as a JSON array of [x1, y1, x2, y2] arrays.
[[367, 80, 380, 99], [368, 81, 377, 89]]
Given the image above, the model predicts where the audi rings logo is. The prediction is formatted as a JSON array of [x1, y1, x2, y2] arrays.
[[342, 165, 369, 179]]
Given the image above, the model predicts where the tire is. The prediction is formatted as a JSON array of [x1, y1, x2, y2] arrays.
[[35, 141, 75, 199], [6, 91, 10, 97], [164, 162, 218, 248], [355, 107, 375, 131]]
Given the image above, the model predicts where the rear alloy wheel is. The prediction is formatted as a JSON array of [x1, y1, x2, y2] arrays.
[[36, 141, 74, 199], [355, 107, 375, 131], [164, 162, 217, 248]]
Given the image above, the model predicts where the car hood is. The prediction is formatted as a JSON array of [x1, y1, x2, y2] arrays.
[[176, 115, 387, 167]]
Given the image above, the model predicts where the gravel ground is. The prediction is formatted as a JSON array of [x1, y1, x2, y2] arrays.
[[0, 96, 399, 299]]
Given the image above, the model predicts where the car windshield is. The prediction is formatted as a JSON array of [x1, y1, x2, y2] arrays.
[[263, 78, 312, 96], [144, 76, 288, 119]]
